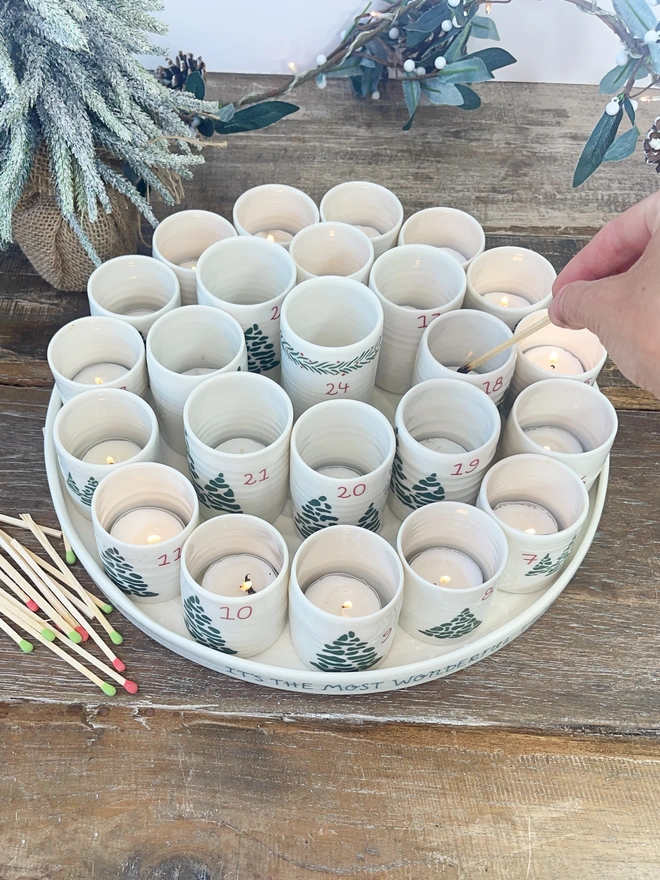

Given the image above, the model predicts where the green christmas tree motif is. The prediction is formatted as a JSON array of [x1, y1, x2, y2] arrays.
[[67, 473, 99, 507], [100, 547, 158, 599], [186, 452, 242, 514], [410, 473, 445, 505], [419, 607, 482, 640], [310, 631, 382, 672], [390, 441, 415, 511], [525, 536, 577, 578], [356, 502, 381, 533], [294, 495, 339, 539], [244, 323, 279, 374], [390, 444, 445, 512], [182, 595, 237, 654]]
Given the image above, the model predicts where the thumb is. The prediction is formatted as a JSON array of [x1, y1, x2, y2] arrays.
[[549, 276, 622, 335]]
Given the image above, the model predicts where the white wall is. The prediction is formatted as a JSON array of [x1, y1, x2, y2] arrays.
[[147, 0, 631, 85]]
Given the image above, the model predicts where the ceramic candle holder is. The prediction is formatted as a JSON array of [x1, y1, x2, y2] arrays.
[[232, 183, 319, 250], [477, 453, 589, 594], [280, 276, 384, 417], [413, 309, 516, 406], [180, 514, 289, 657], [196, 235, 297, 380], [53, 388, 160, 518], [397, 501, 508, 645], [47, 316, 148, 403], [289, 525, 404, 672], [290, 400, 396, 537], [152, 209, 238, 306], [87, 255, 181, 337], [369, 245, 466, 394], [389, 378, 501, 519], [464, 247, 556, 330], [289, 221, 375, 284], [91, 462, 199, 604], [320, 181, 404, 258], [146, 305, 248, 454], [501, 378, 617, 490], [397, 207, 485, 269], [183, 371, 293, 523], [510, 309, 607, 398]]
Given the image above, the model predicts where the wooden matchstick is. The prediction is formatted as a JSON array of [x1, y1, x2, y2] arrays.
[[0, 589, 56, 641], [0, 555, 34, 608], [43, 622, 137, 693], [21, 549, 113, 614], [0, 613, 33, 653], [459, 314, 552, 373], [0, 514, 61, 539], [62, 533, 76, 565]]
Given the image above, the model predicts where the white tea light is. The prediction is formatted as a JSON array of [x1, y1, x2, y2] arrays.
[[523, 346, 584, 375], [180, 366, 216, 376], [110, 507, 185, 545], [419, 437, 468, 454], [524, 426, 585, 454], [177, 258, 198, 271], [124, 308, 154, 317], [409, 547, 483, 589], [72, 363, 128, 385], [214, 437, 267, 454], [493, 501, 559, 535], [81, 438, 142, 465], [316, 464, 365, 479], [305, 574, 382, 618], [201, 553, 279, 597], [481, 292, 531, 309], [254, 229, 294, 244]]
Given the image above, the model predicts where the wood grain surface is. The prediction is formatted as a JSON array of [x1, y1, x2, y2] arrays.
[[0, 77, 658, 880]]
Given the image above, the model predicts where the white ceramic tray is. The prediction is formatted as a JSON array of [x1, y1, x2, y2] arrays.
[[44, 387, 609, 695]]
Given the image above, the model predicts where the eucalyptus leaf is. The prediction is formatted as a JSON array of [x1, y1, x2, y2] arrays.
[[421, 78, 464, 105], [612, 0, 654, 38], [471, 15, 500, 40], [573, 109, 623, 187], [214, 101, 299, 134], [402, 77, 421, 130], [405, 3, 449, 45], [623, 94, 636, 124], [648, 43, 660, 75], [359, 57, 376, 68], [463, 48, 516, 72], [326, 58, 363, 78], [455, 83, 481, 110], [184, 70, 205, 100], [438, 57, 493, 84], [599, 60, 636, 94], [604, 126, 640, 161]]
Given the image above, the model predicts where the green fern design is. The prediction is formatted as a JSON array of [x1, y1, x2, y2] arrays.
[[67, 473, 99, 507], [186, 453, 242, 513], [100, 547, 158, 598], [183, 595, 237, 654], [244, 323, 279, 373], [281, 336, 382, 376], [525, 536, 577, 578], [419, 607, 482, 640], [294, 495, 338, 539], [356, 502, 381, 533], [310, 630, 382, 672]]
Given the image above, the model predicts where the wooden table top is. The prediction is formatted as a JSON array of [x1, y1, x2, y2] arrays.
[[1, 74, 659, 880]]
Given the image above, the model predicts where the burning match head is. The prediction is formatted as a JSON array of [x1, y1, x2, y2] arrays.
[[455, 365, 470, 374], [122, 680, 138, 694], [109, 630, 123, 645], [26, 600, 39, 612], [112, 657, 126, 673]]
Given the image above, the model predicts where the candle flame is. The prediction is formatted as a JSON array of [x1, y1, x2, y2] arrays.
[[146, 534, 161, 544], [439, 575, 452, 585], [105, 456, 115, 465], [240, 574, 256, 595], [94, 377, 104, 385], [288, 61, 297, 73], [341, 601, 353, 609], [524, 528, 536, 535], [499, 295, 508, 308], [266, 234, 275, 243], [549, 349, 558, 370], [485, 1, 492, 11]]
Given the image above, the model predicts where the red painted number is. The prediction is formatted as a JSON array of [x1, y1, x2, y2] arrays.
[[417, 313, 443, 330], [271, 305, 281, 321], [158, 548, 182, 567], [482, 376, 504, 396], [218, 606, 253, 620], [522, 553, 538, 566], [451, 459, 480, 476], [481, 586, 494, 601], [244, 469, 269, 485], [326, 382, 349, 396], [338, 483, 367, 499], [381, 627, 393, 644]]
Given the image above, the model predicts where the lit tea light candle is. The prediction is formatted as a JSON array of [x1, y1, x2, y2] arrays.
[[81, 438, 142, 465], [72, 362, 129, 385], [215, 437, 267, 454], [419, 437, 468, 454], [180, 366, 217, 376], [493, 501, 559, 535], [254, 229, 294, 244], [352, 225, 382, 239], [409, 547, 483, 589], [316, 464, 365, 479], [123, 308, 154, 317], [178, 257, 199, 271], [522, 346, 584, 375], [524, 426, 584, 455], [438, 246, 467, 263], [201, 553, 279, 597], [482, 292, 531, 309], [304, 574, 382, 617], [109, 507, 185, 545]]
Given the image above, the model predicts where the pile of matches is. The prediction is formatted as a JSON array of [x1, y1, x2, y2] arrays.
[[0, 514, 137, 696]]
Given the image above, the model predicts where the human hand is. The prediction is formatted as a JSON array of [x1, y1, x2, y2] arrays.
[[549, 191, 660, 399]]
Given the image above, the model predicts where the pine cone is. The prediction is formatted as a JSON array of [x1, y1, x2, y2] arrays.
[[643, 118, 660, 170], [156, 51, 206, 90]]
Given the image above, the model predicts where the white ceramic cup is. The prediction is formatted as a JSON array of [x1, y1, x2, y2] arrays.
[[196, 235, 297, 379], [47, 316, 148, 403], [413, 309, 516, 406], [477, 453, 590, 594], [398, 207, 486, 269], [464, 246, 556, 330], [87, 254, 181, 337], [91, 462, 199, 604], [510, 308, 607, 398], [280, 276, 384, 417], [290, 400, 396, 537], [183, 371, 293, 523], [320, 181, 404, 258], [397, 501, 509, 645], [369, 244, 466, 394], [501, 378, 617, 490], [146, 305, 248, 454], [53, 388, 160, 518], [289, 525, 404, 672], [152, 209, 238, 306], [180, 514, 289, 657], [389, 378, 501, 519], [232, 183, 319, 250], [289, 221, 375, 284]]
